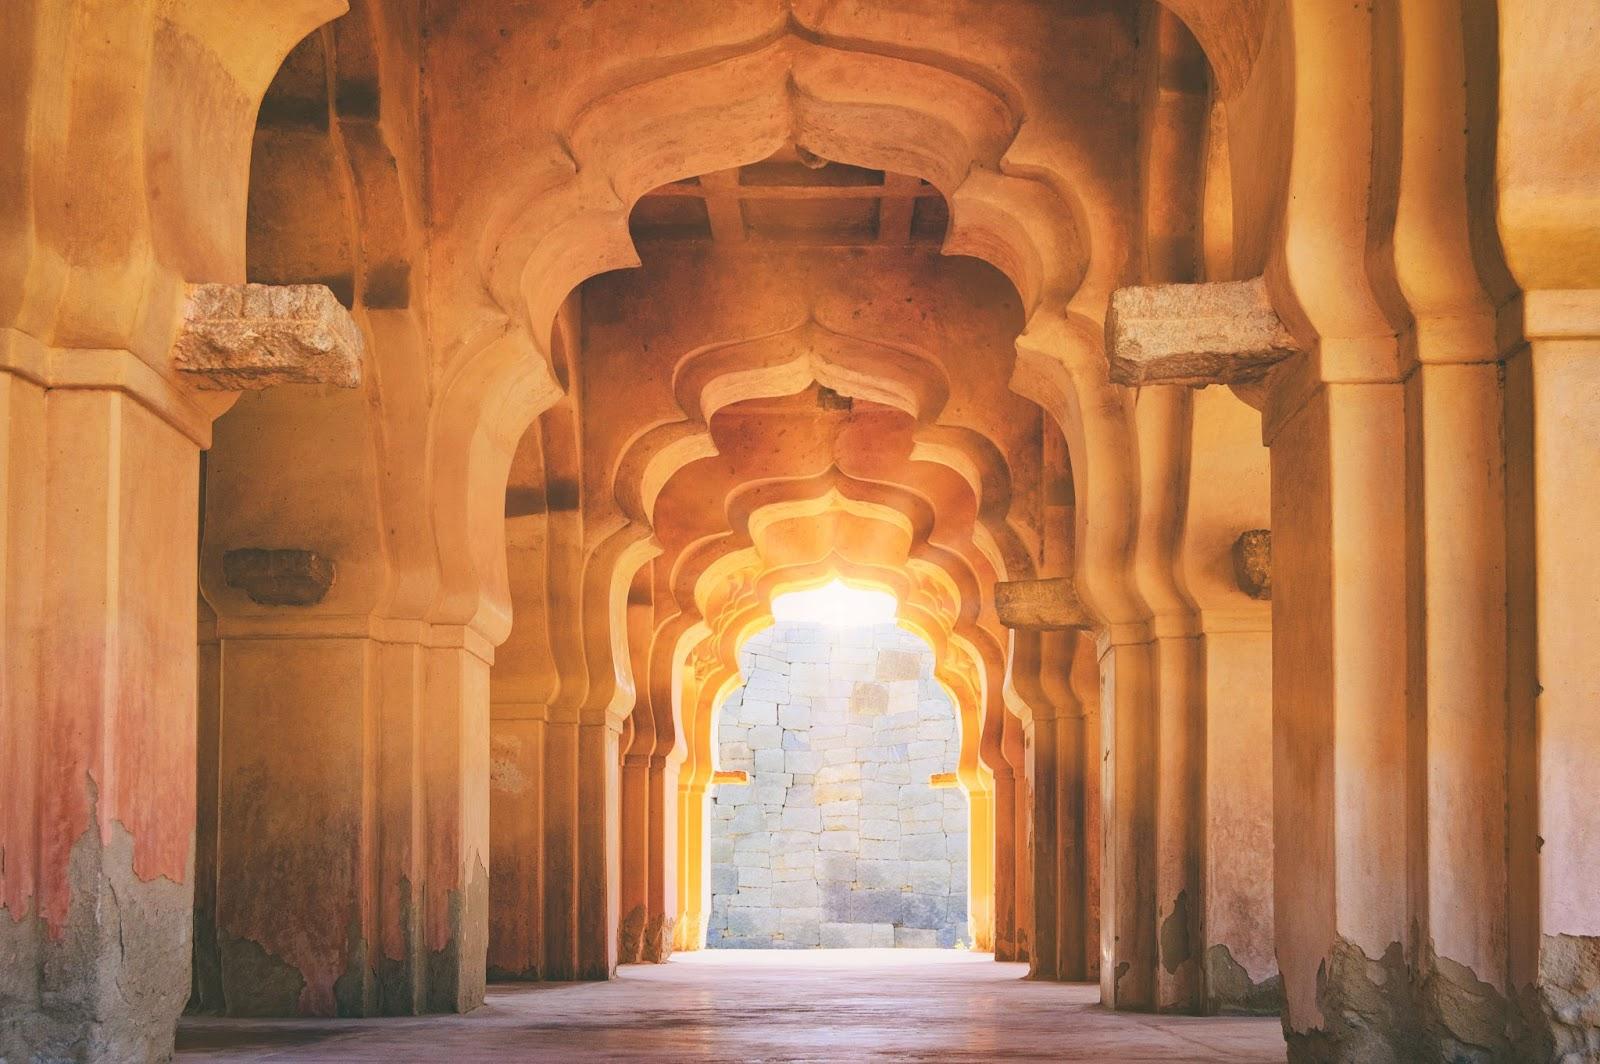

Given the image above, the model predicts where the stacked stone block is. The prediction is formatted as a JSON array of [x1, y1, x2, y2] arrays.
[[707, 622, 968, 948]]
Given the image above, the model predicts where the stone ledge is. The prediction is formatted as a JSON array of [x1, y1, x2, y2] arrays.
[[993, 577, 1094, 631], [174, 283, 363, 390], [1106, 277, 1300, 387]]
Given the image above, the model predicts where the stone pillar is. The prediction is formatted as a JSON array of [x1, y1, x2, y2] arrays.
[[1098, 635, 1159, 1009], [0, 362, 206, 1062], [488, 702, 547, 979], [488, 458, 555, 981], [203, 622, 490, 1016], [1268, 378, 1413, 1059], [522, 711, 620, 980], [1135, 387, 1206, 1015], [1497, 4, 1600, 1050], [193, 596, 225, 1014], [539, 718, 580, 978], [1015, 632, 1062, 975], [1105, 281, 1290, 1017], [1408, 355, 1514, 1055], [422, 641, 492, 1011], [618, 719, 652, 964], [617, 570, 661, 965], [1510, 292, 1600, 1058], [644, 745, 680, 961], [1186, 388, 1278, 1015], [991, 705, 1023, 962], [577, 719, 623, 980], [1198, 612, 1277, 1014], [675, 665, 721, 951], [1020, 628, 1099, 982], [200, 364, 487, 1015]]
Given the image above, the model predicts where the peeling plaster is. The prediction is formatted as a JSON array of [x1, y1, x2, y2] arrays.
[[1160, 889, 1194, 975], [1516, 933, 1600, 1063], [1415, 942, 1513, 1063], [1, 809, 191, 1063], [1282, 939, 1422, 1064], [1206, 943, 1284, 1016]]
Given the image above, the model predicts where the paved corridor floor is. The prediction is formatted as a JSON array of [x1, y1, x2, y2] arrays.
[[177, 950, 1287, 1062]]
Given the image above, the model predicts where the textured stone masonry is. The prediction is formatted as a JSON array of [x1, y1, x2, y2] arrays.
[[708, 622, 968, 949]]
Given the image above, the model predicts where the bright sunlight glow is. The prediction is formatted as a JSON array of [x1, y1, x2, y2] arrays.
[[770, 579, 898, 627]]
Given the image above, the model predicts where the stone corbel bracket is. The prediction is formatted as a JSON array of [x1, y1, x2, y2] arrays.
[[1232, 529, 1271, 601], [994, 577, 1094, 631], [174, 283, 363, 390], [223, 548, 336, 606], [1106, 276, 1301, 387]]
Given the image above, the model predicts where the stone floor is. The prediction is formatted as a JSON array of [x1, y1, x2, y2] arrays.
[[178, 950, 1286, 1062]]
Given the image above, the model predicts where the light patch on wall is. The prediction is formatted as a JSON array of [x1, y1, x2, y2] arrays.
[[771, 580, 897, 627]]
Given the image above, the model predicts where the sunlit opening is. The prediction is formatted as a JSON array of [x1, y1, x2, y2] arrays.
[[770, 579, 898, 627]]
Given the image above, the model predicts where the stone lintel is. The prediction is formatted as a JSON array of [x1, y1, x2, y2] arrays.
[[1106, 277, 1300, 387], [1232, 530, 1272, 601], [993, 577, 1094, 631], [174, 283, 363, 390]]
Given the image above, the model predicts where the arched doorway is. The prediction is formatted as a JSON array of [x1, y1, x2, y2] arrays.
[[708, 582, 971, 951]]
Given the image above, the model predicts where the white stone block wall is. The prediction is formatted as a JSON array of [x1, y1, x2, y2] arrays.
[[707, 622, 969, 948]]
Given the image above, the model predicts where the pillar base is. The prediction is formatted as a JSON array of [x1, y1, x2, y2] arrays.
[[1204, 943, 1284, 1016], [0, 816, 191, 1064], [1515, 935, 1600, 1063], [1283, 939, 1418, 1064]]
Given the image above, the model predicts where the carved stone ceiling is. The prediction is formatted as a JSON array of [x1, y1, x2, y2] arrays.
[[629, 143, 949, 246]]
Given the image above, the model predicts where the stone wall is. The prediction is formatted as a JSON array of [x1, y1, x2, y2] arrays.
[[707, 622, 968, 948]]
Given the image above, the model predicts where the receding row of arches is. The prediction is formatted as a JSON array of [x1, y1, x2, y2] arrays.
[[3, 3, 1594, 1063]]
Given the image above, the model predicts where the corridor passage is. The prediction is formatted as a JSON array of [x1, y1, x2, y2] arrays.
[[176, 951, 1285, 1062]]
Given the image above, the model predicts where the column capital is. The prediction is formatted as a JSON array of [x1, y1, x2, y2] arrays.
[[1522, 289, 1600, 340]]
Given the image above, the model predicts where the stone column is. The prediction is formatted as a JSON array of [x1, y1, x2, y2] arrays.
[[488, 455, 556, 981], [488, 701, 547, 979], [195, 295, 487, 1014], [644, 740, 681, 961], [990, 703, 1023, 962], [1098, 636, 1159, 1009], [1510, 292, 1600, 1057], [1408, 353, 1514, 1054], [524, 710, 620, 980], [1134, 386, 1206, 1015], [1101, 280, 1297, 1015], [618, 718, 652, 964], [422, 640, 492, 1011], [576, 719, 623, 980], [204, 602, 491, 1017], [1186, 390, 1277, 1015], [1268, 377, 1412, 1059], [1496, 6, 1600, 1051], [1019, 628, 1099, 982], [1014, 631, 1062, 976], [0, 358, 207, 1062]]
